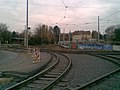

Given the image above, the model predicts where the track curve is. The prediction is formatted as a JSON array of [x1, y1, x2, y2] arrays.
[[6, 52, 72, 90], [74, 53, 120, 90]]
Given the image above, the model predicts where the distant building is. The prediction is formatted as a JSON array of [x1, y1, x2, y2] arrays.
[[91, 30, 98, 43], [92, 30, 98, 39], [60, 33, 69, 41], [53, 25, 60, 43], [72, 30, 92, 42], [58, 32, 72, 45], [11, 37, 24, 44]]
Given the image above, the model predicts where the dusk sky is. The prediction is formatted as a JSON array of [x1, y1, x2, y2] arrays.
[[0, 0, 120, 34]]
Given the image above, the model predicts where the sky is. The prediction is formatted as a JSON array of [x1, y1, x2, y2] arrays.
[[0, 0, 120, 34]]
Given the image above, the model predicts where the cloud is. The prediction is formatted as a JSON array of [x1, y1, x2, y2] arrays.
[[0, 0, 120, 33], [0, 0, 26, 31]]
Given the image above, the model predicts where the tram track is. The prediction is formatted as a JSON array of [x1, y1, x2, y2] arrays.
[[73, 53, 120, 90], [5, 52, 72, 90]]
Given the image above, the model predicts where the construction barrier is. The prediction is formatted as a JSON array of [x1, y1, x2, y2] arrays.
[[28, 47, 41, 63]]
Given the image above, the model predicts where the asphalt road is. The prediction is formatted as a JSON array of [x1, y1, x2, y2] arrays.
[[0, 50, 51, 74], [0, 50, 18, 65], [1, 50, 119, 89]]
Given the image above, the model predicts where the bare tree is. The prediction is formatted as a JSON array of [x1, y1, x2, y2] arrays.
[[0, 23, 11, 43]]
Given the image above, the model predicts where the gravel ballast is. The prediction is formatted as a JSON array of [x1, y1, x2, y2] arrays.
[[64, 54, 119, 88]]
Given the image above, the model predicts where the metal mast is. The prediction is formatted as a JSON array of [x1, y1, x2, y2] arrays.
[[26, 0, 28, 49], [98, 16, 100, 43]]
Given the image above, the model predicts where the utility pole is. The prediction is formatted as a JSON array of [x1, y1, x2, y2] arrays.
[[98, 16, 100, 43], [59, 33, 60, 42], [69, 30, 71, 43], [26, 0, 28, 49], [63, 28, 65, 44], [69, 30, 71, 49], [24, 27, 26, 47], [0, 32, 1, 48], [0, 40, 1, 48]]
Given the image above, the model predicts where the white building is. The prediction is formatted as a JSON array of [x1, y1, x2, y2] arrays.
[[72, 30, 92, 42]]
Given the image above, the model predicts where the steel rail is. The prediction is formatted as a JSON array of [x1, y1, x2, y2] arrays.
[[5, 52, 58, 90], [73, 54, 120, 90], [42, 53, 72, 90], [6, 52, 72, 90]]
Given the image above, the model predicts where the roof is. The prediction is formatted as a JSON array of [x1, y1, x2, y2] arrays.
[[72, 30, 91, 35]]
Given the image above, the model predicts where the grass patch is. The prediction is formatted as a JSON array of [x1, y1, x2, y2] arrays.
[[0, 77, 13, 84]]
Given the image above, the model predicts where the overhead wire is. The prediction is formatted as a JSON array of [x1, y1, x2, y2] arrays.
[[77, 9, 120, 31], [98, 9, 120, 32], [100, 9, 120, 21], [31, 3, 63, 7], [0, 0, 120, 30], [1, 1, 120, 9], [0, 1, 25, 5], [1, 0, 68, 25], [61, 0, 66, 7], [55, 0, 68, 24], [2, 1, 118, 20], [0, 1, 63, 7]]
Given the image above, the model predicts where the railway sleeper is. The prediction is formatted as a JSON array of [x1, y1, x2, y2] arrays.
[[56, 65, 67, 67], [47, 72, 62, 75], [51, 69, 64, 73], [42, 75, 57, 79], [61, 79, 69, 82], [33, 80, 51, 84], [52, 86, 66, 90], [38, 77, 55, 81], [56, 82, 67, 87], [52, 68, 66, 70], [43, 74, 59, 78], [26, 83, 48, 89], [20, 86, 40, 90], [55, 67, 67, 70]]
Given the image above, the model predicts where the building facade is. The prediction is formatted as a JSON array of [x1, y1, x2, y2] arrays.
[[72, 30, 92, 42]]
